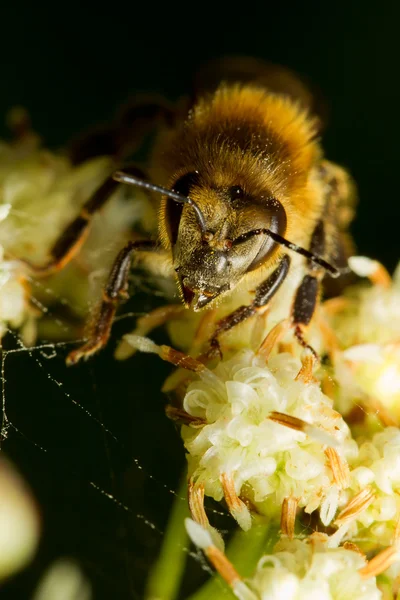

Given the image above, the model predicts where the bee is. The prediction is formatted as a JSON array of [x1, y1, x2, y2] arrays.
[[25, 57, 356, 364]]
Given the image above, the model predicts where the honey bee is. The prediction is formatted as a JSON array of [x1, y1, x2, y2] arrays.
[[25, 57, 356, 364]]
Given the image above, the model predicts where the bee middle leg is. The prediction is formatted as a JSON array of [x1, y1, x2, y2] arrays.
[[66, 239, 158, 365], [291, 274, 321, 357], [291, 218, 327, 357], [208, 254, 291, 354]]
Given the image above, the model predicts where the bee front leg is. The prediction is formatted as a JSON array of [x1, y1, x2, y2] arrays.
[[66, 240, 156, 365], [208, 254, 291, 355]]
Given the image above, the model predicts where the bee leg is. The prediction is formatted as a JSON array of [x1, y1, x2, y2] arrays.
[[20, 165, 151, 277], [208, 254, 291, 355], [66, 239, 156, 365], [291, 218, 326, 357], [291, 274, 321, 358]]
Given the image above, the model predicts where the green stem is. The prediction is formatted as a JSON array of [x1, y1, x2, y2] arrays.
[[145, 476, 190, 600]]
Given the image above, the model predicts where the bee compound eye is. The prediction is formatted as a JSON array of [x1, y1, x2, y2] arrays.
[[166, 171, 202, 244], [171, 172, 201, 197]]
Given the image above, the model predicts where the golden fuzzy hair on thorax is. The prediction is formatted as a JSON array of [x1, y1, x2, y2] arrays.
[[154, 84, 321, 201]]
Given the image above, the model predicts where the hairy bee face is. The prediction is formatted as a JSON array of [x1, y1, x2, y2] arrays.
[[175, 241, 254, 310], [167, 172, 287, 310]]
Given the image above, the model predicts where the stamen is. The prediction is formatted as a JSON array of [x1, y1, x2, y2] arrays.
[[188, 482, 224, 551], [334, 486, 375, 527], [165, 406, 206, 426], [258, 319, 290, 360], [342, 541, 365, 557], [348, 256, 392, 288], [325, 447, 350, 489], [359, 546, 400, 579], [295, 352, 317, 384], [188, 482, 209, 529], [220, 473, 251, 531], [281, 496, 299, 538], [184, 519, 258, 600], [115, 305, 185, 360], [123, 335, 206, 372], [268, 411, 338, 447]]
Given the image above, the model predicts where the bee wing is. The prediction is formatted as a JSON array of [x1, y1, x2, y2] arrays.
[[193, 56, 328, 130]]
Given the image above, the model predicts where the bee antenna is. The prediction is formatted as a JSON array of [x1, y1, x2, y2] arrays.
[[113, 170, 207, 235], [233, 227, 349, 278]]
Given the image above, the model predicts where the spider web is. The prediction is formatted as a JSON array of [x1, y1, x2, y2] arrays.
[[0, 259, 231, 600]]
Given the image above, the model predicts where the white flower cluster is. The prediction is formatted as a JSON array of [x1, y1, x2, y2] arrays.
[[342, 427, 400, 547], [124, 255, 400, 593], [248, 537, 380, 600], [182, 349, 357, 529], [335, 258, 400, 348], [0, 132, 151, 342], [331, 258, 400, 420], [186, 519, 382, 600]]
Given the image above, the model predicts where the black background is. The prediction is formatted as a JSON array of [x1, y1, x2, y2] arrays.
[[1, 2, 399, 599]]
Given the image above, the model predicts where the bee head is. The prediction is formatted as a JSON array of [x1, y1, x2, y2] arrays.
[[167, 172, 287, 310]]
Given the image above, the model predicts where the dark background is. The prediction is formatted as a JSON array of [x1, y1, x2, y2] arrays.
[[1, 2, 399, 599]]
